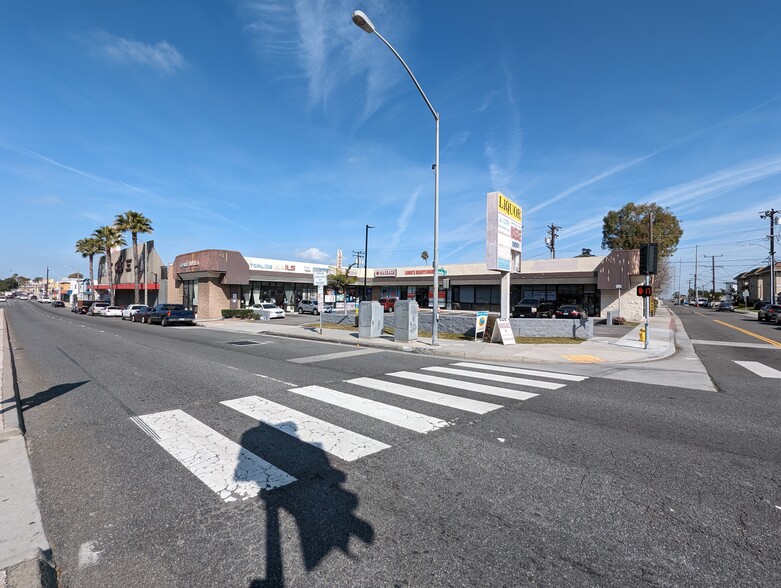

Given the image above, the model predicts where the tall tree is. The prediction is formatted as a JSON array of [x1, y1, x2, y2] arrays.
[[114, 211, 153, 304], [75, 236, 103, 301], [328, 263, 357, 302], [601, 202, 682, 258], [92, 226, 126, 305], [420, 250, 429, 264]]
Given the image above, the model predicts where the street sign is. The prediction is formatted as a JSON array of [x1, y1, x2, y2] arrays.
[[313, 267, 328, 287]]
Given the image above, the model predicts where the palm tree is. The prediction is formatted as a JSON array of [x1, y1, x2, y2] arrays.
[[114, 211, 153, 304], [75, 237, 103, 301], [421, 250, 429, 264], [92, 226, 126, 305], [328, 263, 357, 310]]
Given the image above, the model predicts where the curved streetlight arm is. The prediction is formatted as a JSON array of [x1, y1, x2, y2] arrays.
[[372, 30, 439, 123]]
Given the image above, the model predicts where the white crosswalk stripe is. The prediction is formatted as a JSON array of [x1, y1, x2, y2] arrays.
[[734, 361, 781, 378], [221, 395, 391, 461], [289, 385, 448, 433], [132, 410, 296, 502], [346, 377, 503, 414], [451, 362, 588, 382], [421, 366, 566, 390], [134, 362, 587, 501], [388, 371, 539, 401]]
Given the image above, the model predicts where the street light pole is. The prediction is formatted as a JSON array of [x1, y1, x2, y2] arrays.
[[364, 224, 374, 302], [352, 10, 441, 346]]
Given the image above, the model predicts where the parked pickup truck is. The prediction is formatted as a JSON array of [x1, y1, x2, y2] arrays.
[[147, 304, 196, 326], [512, 297, 555, 318]]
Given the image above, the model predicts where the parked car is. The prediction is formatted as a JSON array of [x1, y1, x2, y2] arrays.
[[753, 300, 770, 310], [251, 302, 285, 320], [378, 297, 398, 313], [39, 296, 51, 304], [51, 300, 65, 308], [512, 298, 555, 318], [71, 300, 95, 314], [131, 307, 152, 323], [758, 304, 781, 322], [104, 306, 123, 317], [717, 301, 734, 312], [296, 299, 321, 315], [87, 302, 109, 316], [122, 304, 148, 320], [554, 304, 588, 319], [147, 304, 196, 326], [0, 295, 6, 303]]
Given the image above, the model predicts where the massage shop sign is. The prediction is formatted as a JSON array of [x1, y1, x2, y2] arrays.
[[485, 191, 522, 273]]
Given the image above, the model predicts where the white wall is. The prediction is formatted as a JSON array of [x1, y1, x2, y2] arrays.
[[599, 275, 646, 321]]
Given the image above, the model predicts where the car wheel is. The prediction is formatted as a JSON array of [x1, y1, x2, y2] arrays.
[[314, 309, 319, 316], [162, 317, 169, 327], [298, 308, 303, 314]]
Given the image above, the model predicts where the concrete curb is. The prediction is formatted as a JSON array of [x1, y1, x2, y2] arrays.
[[0, 309, 56, 588]]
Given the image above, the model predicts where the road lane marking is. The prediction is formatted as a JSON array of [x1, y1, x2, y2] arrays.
[[132, 409, 296, 502], [690, 339, 779, 350], [452, 362, 588, 382], [221, 396, 390, 461], [346, 378, 502, 414], [289, 385, 448, 433], [388, 371, 538, 401], [734, 361, 781, 378], [712, 319, 781, 348], [288, 348, 382, 364], [422, 366, 565, 389]]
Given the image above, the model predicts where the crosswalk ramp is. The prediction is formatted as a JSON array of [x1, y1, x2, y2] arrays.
[[132, 361, 588, 501]]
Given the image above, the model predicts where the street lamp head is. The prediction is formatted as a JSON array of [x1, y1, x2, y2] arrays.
[[352, 10, 376, 34]]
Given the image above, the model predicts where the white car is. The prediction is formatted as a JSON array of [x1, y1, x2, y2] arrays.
[[87, 302, 109, 316], [122, 304, 148, 320], [250, 302, 285, 320], [39, 297, 52, 304], [104, 306, 123, 317]]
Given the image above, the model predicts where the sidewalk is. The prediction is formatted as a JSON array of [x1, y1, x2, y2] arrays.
[[200, 305, 680, 365], [0, 305, 683, 586], [0, 310, 56, 588]]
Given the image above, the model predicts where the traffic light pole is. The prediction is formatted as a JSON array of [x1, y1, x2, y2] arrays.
[[644, 273, 650, 350]]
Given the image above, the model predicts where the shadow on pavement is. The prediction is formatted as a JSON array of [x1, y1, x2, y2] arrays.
[[18, 380, 89, 412], [240, 422, 374, 587]]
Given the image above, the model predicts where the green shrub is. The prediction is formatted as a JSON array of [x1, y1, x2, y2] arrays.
[[221, 309, 257, 319]]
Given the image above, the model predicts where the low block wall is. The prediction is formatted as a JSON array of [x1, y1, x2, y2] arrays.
[[319, 312, 592, 339]]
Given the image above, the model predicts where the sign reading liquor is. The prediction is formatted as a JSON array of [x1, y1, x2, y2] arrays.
[[485, 191, 522, 272]]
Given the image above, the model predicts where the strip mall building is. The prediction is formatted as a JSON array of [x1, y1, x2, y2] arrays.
[[157, 247, 648, 321]]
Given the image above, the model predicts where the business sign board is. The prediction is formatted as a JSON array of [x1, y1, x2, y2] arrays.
[[313, 267, 328, 287], [486, 191, 522, 272], [374, 269, 397, 278], [475, 311, 488, 341]]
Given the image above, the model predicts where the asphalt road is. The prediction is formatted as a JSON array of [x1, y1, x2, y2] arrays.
[[6, 300, 781, 587]]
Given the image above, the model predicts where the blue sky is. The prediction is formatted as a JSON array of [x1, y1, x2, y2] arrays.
[[2, 1, 781, 294]]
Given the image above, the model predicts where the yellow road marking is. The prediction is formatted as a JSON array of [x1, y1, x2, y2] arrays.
[[562, 354, 604, 363], [693, 311, 708, 318], [712, 319, 781, 348]]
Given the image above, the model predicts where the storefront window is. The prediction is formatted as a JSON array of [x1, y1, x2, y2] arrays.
[[182, 279, 198, 312]]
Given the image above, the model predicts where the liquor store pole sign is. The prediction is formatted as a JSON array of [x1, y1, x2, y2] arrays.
[[485, 191, 522, 273]]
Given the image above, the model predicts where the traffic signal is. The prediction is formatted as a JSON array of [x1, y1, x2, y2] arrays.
[[636, 285, 653, 297], [639, 243, 658, 275]]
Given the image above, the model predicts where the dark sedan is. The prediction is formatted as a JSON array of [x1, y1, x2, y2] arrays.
[[131, 307, 152, 323], [717, 301, 734, 312], [758, 304, 781, 322], [554, 304, 588, 319]]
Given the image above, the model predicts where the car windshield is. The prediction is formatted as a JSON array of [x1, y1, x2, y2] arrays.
[[262, 303, 278, 309]]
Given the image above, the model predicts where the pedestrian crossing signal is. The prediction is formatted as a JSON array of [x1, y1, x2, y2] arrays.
[[636, 285, 653, 297]]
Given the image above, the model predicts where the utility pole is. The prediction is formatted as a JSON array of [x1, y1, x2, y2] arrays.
[[703, 254, 723, 302], [760, 208, 778, 303], [678, 258, 682, 303], [693, 246, 698, 305], [545, 224, 560, 259], [687, 278, 692, 300], [352, 250, 364, 269], [45, 266, 49, 298], [363, 224, 374, 303]]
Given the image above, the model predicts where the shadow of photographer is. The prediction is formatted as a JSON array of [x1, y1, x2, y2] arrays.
[[240, 421, 374, 587]]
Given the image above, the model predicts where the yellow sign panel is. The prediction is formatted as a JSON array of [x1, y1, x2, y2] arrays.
[[498, 193, 522, 222]]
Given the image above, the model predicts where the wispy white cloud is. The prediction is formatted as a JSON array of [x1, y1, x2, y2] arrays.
[[296, 247, 330, 262], [387, 185, 422, 255], [237, 0, 407, 119], [89, 31, 186, 75], [477, 90, 498, 112], [445, 130, 470, 152], [484, 62, 523, 193]]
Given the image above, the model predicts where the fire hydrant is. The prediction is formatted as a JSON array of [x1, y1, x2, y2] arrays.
[[639, 327, 646, 343]]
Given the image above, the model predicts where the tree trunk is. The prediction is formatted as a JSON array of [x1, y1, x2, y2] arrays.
[[132, 233, 139, 304], [88, 256, 95, 301], [106, 250, 114, 305]]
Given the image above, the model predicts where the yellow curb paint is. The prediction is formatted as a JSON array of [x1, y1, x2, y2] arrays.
[[562, 355, 604, 363], [712, 319, 781, 348]]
